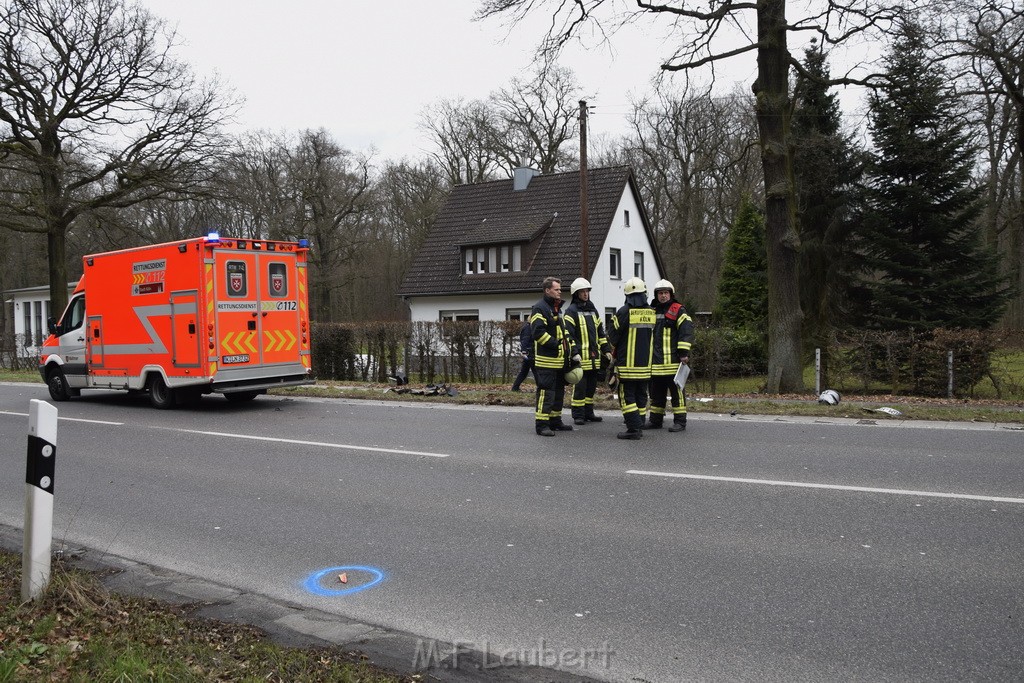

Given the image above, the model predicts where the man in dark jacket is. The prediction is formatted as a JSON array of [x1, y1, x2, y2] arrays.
[[531, 277, 579, 437], [510, 320, 534, 392], [646, 279, 694, 432], [564, 277, 612, 425], [607, 277, 654, 440]]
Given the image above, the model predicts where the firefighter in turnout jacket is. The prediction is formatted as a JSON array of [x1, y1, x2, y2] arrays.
[[564, 277, 612, 425], [531, 277, 580, 437], [608, 277, 655, 440], [646, 279, 694, 432]]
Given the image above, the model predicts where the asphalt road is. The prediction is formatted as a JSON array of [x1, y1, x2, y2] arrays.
[[1, 382, 1022, 682]]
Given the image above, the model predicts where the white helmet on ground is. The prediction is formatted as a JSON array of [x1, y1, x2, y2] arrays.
[[653, 279, 674, 294], [623, 277, 646, 295], [818, 389, 840, 405], [570, 277, 593, 296]]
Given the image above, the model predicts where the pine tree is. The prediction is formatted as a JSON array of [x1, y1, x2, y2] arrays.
[[852, 19, 1009, 332], [715, 197, 768, 329], [792, 42, 862, 349]]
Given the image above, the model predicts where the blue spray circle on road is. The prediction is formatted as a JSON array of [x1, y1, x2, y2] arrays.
[[303, 566, 385, 597]]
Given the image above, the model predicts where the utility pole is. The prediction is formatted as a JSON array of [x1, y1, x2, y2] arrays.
[[579, 99, 589, 278]]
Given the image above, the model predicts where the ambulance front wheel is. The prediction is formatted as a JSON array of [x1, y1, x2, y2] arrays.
[[47, 367, 72, 402], [147, 375, 176, 409]]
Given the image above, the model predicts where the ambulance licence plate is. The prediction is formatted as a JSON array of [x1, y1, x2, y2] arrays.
[[222, 354, 250, 364]]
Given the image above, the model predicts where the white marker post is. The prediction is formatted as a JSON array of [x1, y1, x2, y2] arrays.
[[22, 399, 58, 602]]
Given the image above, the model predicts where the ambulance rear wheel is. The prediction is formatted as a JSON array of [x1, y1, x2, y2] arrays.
[[47, 368, 71, 402], [147, 376, 176, 409]]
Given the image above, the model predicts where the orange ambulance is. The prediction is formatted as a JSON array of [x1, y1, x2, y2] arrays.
[[40, 234, 314, 407]]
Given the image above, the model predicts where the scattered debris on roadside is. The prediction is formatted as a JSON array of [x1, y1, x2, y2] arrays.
[[384, 383, 458, 397], [864, 406, 903, 416]]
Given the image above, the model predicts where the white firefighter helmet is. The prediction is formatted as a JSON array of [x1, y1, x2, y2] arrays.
[[570, 277, 593, 296], [817, 389, 841, 405], [653, 279, 674, 294], [623, 277, 647, 295], [565, 365, 584, 385]]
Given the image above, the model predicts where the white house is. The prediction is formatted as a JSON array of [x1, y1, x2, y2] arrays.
[[398, 166, 666, 326], [3, 283, 75, 357]]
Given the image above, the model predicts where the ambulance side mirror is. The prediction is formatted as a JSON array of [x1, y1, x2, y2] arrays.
[[47, 317, 60, 335]]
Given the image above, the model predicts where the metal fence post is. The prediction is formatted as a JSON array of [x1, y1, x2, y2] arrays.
[[815, 348, 821, 395], [22, 399, 58, 601], [947, 350, 954, 399]]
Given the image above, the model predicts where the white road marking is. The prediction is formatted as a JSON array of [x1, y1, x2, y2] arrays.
[[626, 470, 1024, 504], [0, 410, 122, 426], [171, 429, 451, 458]]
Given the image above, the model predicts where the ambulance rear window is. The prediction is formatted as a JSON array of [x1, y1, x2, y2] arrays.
[[226, 261, 247, 297], [267, 262, 288, 298]]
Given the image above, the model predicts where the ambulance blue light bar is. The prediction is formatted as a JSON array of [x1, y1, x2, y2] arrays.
[[205, 231, 221, 243]]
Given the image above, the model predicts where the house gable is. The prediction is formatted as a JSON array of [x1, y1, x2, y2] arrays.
[[399, 166, 665, 321]]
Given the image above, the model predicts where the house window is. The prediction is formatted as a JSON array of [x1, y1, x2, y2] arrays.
[[23, 303, 31, 343], [624, 210, 630, 227], [634, 251, 644, 279], [440, 310, 479, 322], [34, 301, 43, 346], [464, 243, 524, 274], [506, 308, 531, 321], [609, 248, 622, 280], [605, 307, 616, 330]]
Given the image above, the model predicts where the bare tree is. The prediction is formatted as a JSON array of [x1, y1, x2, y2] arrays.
[[489, 63, 581, 173], [625, 86, 760, 310], [0, 0, 238, 315], [284, 129, 373, 322], [356, 160, 449, 320], [420, 98, 503, 185], [948, 2, 1024, 330], [477, 0, 903, 392]]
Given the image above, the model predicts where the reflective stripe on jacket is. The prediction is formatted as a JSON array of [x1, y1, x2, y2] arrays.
[[609, 303, 654, 380], [651, 300, 694, 375], [531, 295, 575, 370], [564, 300, 610, 371]]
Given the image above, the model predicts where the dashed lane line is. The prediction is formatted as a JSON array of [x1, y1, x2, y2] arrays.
[[626, 470, 1024, 504], [167, 428, 452, 458]]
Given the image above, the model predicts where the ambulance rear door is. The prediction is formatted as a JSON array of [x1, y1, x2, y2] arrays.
[[212, 247, 301, 370]]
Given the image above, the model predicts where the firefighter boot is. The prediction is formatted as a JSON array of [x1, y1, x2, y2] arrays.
[[551, 418, 574, 431], [617, 428, 642, 440], [669, 414, 686, 432], [572, 408, 586, 426], [536, 420, 555, 437], [585, 410, 603, 423], [644, 414, 663, 429]]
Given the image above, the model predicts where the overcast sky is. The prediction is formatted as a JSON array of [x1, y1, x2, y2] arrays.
[[142, 0, 762, 163]]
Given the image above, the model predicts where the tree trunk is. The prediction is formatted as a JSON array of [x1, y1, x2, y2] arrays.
[[47, 224, 69, 319], [1011, 112, 1024, 330], [755, 0, 804, 393]]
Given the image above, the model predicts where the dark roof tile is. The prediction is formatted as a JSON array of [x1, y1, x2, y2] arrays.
[[399, 166, 645, 296]]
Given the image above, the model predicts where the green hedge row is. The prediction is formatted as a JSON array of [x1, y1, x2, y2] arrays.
[[827, 328, 997, 397]]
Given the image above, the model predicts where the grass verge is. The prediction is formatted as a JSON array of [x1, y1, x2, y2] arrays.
[[5, 367, 1023, 424], [0, 549, 410, 682]]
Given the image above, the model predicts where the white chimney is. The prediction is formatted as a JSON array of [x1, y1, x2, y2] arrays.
[[513, 167, 540, 191]]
